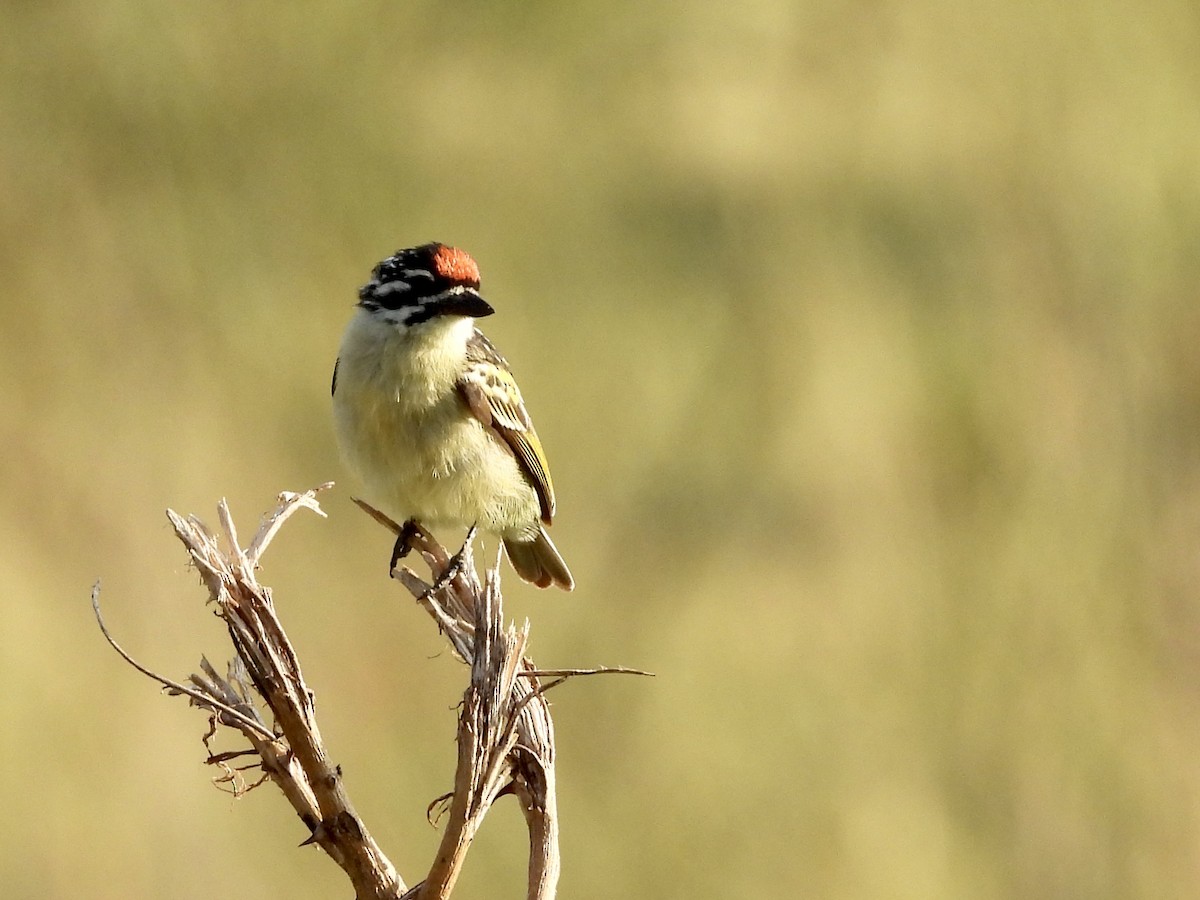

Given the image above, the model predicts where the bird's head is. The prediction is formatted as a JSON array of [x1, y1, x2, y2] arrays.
[[357, 242, 495, 328]]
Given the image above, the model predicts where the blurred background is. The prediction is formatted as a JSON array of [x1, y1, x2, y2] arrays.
[[3, 2, 1200, 898]]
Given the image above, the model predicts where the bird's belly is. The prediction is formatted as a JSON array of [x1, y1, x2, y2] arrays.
[[335, 390, 538, 537]]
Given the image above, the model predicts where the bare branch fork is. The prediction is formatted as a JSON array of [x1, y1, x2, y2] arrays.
[[93, 484, 650, 900]]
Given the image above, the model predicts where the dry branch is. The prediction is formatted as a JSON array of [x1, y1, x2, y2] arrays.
[[377, 517, 560, 900], [97, 484, 403, 899], [94, 484, 650, 900]]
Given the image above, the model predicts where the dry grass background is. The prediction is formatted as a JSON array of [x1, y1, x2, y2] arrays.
[[3, 2, 1200, 898]]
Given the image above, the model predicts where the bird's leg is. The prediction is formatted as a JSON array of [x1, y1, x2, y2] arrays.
[[424, 526, 476, 596], [389, 519, 420, 573]]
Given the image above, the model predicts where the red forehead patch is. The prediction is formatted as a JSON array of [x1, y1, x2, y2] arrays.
[[431, 244, 481, 286]]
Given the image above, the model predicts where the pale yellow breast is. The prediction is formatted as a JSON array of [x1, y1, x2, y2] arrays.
[[332, 312, 540, 538]]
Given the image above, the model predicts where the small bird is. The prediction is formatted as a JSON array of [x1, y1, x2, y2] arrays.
[[332, 242, 573, 590]]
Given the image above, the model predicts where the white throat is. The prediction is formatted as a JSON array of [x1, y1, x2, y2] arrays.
[[338, 310, 475, 410]]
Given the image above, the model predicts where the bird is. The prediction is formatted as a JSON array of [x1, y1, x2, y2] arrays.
[[331, 242, 573, 590]]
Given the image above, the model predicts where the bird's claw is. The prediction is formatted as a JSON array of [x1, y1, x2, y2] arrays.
[[389, 519, 420, 573], [424, 541, 468, 597]]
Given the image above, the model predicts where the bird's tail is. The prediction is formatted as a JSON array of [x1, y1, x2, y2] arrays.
[[504, 526, 574, 591]]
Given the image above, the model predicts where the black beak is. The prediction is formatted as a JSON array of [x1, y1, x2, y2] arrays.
[[440, 290, 495, 319]]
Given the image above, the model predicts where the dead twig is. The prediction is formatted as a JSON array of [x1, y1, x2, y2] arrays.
[[96, 485, 651, 900], [355, 500, 652, 900], [95, 485, 404, 900]]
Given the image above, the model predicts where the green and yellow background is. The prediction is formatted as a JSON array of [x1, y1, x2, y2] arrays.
[[4, 3, 1200, 898]]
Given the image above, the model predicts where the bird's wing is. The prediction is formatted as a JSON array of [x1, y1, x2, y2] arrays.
[[456, 330, 556, 524]]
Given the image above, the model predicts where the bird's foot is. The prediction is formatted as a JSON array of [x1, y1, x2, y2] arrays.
[[426, 540, 468, 596], [389, 519, 420, 574], [420, 526, 476, 598]]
